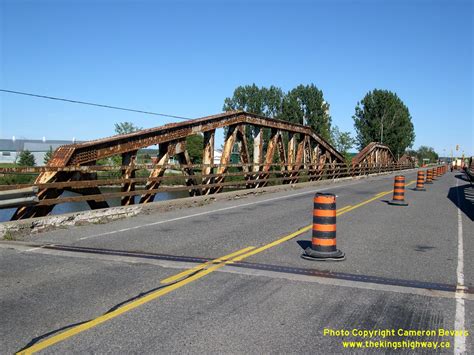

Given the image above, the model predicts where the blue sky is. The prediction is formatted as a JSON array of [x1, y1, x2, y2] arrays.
[[0, 0, 472, 156]]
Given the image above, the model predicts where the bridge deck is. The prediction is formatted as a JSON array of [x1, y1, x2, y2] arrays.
[[0, 170, 472, 353]]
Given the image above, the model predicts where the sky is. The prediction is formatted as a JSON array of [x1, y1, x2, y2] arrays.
[[0, 0, 472, 156]]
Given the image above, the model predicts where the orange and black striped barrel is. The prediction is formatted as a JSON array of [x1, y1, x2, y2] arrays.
[[437, 166, 441, 176], [302, 192, 345, 261], [432, 168, 437, 180], [389, 175, 408, 206], [415, 170, 425, 191], [426, 169, 433, 184], [312, 193, 337, 253]]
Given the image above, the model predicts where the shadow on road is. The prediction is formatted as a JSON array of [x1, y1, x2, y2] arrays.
[[447, 181, 474, 221], [16, 272, 194, 353], [296, 240, 311, 250], [414, 245, 436, 252], [454, 173, 471, 183]]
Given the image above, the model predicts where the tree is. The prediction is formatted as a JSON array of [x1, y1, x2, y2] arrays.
[[223, 84, 284, 158], [44, 146, 53, 165], [281, 84, 332, 141], [97, 122, 144, 166], [223, 84, 283, 118], [114, 122, 142, 135], [330, 126, 356, 163], [353, 89, 415, 158], [416, 146, 438, 164], [186, 134, 204, 164], [18, 150, 36, 166]]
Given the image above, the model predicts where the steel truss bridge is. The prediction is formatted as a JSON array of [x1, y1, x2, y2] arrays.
[[0, 111, 414, 220]]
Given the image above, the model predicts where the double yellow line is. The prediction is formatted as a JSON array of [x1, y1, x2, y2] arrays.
[[17, 247, 256, 355], [18, 181, 414, 354]]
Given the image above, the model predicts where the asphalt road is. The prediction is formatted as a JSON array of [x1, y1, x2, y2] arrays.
[[0, 169, 472, 354]]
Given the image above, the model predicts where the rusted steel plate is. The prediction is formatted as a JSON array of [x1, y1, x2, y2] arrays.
[[40, 111, 344, 166]]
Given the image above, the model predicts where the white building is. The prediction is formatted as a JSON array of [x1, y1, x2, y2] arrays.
[[213, 149, 222, 164], [0, 138, 78, 165]]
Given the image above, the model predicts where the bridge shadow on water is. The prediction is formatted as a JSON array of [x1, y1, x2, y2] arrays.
[[447, 176, 474, 221]]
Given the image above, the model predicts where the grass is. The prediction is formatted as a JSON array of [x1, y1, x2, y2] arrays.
[[3, 231, 16, 241], [0, 162, 38, 185], [0, 174, 37, 185]]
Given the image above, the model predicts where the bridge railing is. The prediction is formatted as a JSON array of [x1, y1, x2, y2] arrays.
[[0, 162, 414, 209]]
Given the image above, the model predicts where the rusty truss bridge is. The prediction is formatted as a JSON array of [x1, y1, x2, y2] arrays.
[[0, 111, 414, 220]]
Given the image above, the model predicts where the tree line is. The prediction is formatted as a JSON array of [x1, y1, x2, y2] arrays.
[[223, 84, 416, 160]]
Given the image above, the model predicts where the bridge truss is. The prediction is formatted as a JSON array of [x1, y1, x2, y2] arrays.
[[10, 111, 349, 219], [351, 142, 396, 170]]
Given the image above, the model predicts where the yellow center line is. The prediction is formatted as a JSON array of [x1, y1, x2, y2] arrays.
[[339, 181, 414, 216], [231, 181, 415, 261], [160, 246, 255, 284], [17, 246, 255, 355], [18, 181, 416, 354], [335, 205, 352, 213], [230, 225, 313, 262]]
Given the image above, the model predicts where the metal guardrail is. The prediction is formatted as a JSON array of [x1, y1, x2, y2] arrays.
[[0, 186, 39, 208], [0, 163, 415, 209]]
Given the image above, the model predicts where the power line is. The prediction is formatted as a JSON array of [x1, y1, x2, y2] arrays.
[[0, 89, 192, 120]]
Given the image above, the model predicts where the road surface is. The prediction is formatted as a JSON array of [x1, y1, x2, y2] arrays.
[[0, 170, 472, 353]]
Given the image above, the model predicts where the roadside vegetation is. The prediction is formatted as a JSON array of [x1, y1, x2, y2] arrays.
[[406, 146, 439, 166]]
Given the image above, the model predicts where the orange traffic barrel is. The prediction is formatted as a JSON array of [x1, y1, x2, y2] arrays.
[[432, 168, 437, 180], [388, 175, 408, 206], [414, 170, 426, 191], [426, 169, 433, 184], [302, 193, 345, 261]]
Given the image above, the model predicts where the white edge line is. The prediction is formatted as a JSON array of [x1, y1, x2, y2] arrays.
[[24, 246, 45, 252], [79, 179, 366, 240], [454, 178, 466, 355]]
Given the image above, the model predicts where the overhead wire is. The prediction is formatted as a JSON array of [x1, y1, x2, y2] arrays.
[[0, 89, 192, 120]]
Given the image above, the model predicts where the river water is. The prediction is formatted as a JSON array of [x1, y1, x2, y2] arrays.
[[0, 188, 190, 223]]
